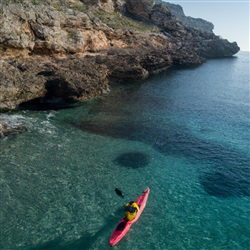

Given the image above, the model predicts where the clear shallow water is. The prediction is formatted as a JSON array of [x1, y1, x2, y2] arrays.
[[0, 52, 249, 250]]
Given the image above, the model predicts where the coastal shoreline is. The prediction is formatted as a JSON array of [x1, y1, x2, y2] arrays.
[[0, 0, 240, 114]]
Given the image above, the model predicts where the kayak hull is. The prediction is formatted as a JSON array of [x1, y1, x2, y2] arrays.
[[109, 187, 150, 247]]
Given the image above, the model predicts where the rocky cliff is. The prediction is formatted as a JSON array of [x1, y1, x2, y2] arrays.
[[0, 0, 240, 112], [164, 2, 214, 32]]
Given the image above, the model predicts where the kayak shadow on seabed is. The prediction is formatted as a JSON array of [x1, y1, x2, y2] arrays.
[[25, 207, 124, 250]]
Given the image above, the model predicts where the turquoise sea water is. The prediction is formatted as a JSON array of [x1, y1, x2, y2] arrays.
[[0, 52, 249, 250]]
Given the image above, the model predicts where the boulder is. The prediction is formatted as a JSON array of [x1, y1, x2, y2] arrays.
[[0, 120, 27, 138], [126, 0, 154, 20]]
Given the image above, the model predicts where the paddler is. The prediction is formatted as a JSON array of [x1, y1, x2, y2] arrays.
[[124, 201, 140, 221]]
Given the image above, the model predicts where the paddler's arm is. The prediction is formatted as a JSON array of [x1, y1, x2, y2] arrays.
[[133, 203, 140, 211]]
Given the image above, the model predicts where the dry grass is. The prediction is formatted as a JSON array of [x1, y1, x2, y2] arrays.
[[90, 9, 161, 33]]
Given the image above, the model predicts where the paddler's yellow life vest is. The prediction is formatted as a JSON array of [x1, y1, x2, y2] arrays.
[[124, 202, 140, 221]]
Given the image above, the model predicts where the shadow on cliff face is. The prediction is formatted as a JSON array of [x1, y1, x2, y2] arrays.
[[18, 97, 79, 111]]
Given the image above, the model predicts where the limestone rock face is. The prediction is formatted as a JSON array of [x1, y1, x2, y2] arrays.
[[151, 3, 180, 31], [0, 3, 94, 55], [126, 0, 154, 20], [125, 0, 239, 58], [106, 46, 172, 81], [0, 59, 46, 111], [0, 0, 240, 111], [164, 2, 214, 32], [1, 56, 110, 106], [197, 39, 240, 58], [42, 57, 110, 100]]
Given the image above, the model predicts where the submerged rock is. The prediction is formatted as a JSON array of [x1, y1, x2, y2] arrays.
[[0, 120, 27, 138], [115, 152, 150, 168], [200, 171, 250, 198]]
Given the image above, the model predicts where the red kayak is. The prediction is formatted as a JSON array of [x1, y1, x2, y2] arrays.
[[110, 187, 150, 247]]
